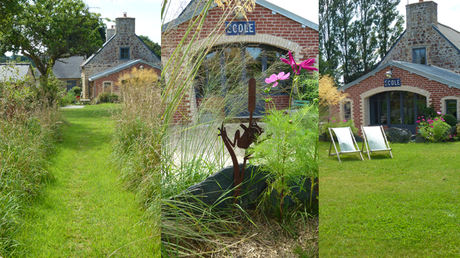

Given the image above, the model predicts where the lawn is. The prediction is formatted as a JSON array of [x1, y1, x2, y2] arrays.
[[319, 141, 460, 257], [16, 104, 158, 257]]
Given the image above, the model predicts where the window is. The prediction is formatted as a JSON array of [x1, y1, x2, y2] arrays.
[[103, 82, 112, 93], [446, 100, 457, 119], [413, 48, 426, 65], [343, 101, 351, 121], [66, 80, 77, 91], [120, 47, 130, 60], [195, 44, 288, 97]]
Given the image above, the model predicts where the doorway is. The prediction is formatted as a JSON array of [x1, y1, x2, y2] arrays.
[[369, 91, 426, 134]]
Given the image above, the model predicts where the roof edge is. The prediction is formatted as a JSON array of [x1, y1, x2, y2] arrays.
[[342, 60, 460, 90], [162, 0, 318, 32], [432, 25, 460, 54], [88, 59, 161, 81]]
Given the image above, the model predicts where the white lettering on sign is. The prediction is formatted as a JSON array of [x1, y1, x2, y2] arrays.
[[384, 78, 402, 87], [225, 21, 256, 35]]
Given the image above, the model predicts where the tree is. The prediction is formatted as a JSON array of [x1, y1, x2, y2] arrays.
[[319, 0, 341, 81], [0, 1, 24, 29], [0, 0, 104, 86], [138, 35, 161, 59], [319, 0, 404, 85], [374, 0, 404, 60]]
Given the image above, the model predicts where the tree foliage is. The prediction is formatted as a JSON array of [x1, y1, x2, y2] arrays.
[[319, 74, 347, 108], [138, 35, 161, 59], [0, 0, 104, 78], [319, 0, 404, 85]]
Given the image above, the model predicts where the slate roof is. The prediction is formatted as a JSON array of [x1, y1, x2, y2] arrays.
[[435, 23, 460, 53], [53, 56, 85, 79], [341, 60, 460, 90], [88, 59, 161, 81], [0, 63, 34, 81], [162, 0, 318, 32]]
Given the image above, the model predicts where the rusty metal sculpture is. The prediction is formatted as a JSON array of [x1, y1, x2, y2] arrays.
[[218, 78, 263, 200]]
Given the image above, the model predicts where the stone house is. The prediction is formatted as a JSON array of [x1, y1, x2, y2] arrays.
[[162, 0, 318, 123], [81, 13, 161, 100], [337, 0, 460, 134]]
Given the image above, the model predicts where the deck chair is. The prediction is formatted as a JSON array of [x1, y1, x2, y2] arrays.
[[329, 127, 364, 162], [361, 126, 393, 159]]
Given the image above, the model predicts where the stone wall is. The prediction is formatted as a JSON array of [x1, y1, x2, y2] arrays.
[[162, 3, 318, 123], [380, 1, 460, 73]]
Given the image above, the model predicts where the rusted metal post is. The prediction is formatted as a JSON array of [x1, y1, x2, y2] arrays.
[[217, 78, 263, 202]]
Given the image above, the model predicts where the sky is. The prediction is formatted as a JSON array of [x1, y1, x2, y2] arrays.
[[84, 0, 162, 44], [397, 0, 460, 32]]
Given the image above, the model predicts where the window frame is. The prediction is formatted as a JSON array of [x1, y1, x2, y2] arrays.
[[412, 48, 427, 65], [445, 99, 457, 119], [120, 47, 130, 60]]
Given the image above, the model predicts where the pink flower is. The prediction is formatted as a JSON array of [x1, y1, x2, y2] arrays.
[[343, 119, 346, 122], [441, 118, 445, 122], [430, 126, 434, 128], [332, 120, 336, 123], [265, 72, 290, 87], [417, 120, 420, 123], [435, 118, 438, 121], [298, 58, 318, 72], [422, 119, 425, 121], [437, 111, 441, 115], [280, 51, 317, 75]]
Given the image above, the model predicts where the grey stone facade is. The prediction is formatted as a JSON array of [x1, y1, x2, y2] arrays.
[[380, 1, 460, 74], [81, 15, 161, 99]]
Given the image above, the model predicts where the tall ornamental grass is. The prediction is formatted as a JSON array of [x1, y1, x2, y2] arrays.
[[0, 66, 60, 256]]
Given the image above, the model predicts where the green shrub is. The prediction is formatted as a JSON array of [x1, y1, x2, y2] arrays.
[[59, 90, 76, 106], [418, 115, 451, 142], [250, 104, 319, 221], [71, 86, 82, 96], [97, 92, 119, 103], [442, 114, 457, 127]]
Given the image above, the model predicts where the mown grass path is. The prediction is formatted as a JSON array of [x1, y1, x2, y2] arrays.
[[17, 104, 156, 257]]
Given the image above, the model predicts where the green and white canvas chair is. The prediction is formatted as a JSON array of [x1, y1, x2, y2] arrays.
[[328, 127, 364, 162], [361, 125, 393, 160]]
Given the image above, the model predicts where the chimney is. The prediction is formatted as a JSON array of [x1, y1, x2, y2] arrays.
[[115, 13, 135, 37], [406, 1, 438, 35], [106, 25, 115, 42]]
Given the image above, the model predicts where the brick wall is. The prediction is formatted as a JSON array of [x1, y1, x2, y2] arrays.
[[340, 66, 460, 135], [162, 3, 318, 123], [93, 63, 160, 98]]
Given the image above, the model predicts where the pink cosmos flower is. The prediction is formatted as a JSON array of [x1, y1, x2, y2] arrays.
[[332, 120, 336, 123], [417, 120, 420, 123], [435, 118, 438, 121], [280, 51, 318, 74], [343, 119, 346, 122], [437, 111, 441, 115], [265, 72, 290, 87]]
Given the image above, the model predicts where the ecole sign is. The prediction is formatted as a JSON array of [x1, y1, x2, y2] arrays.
[[384, 78, 401, 87], [225, 21, 256, 35]]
